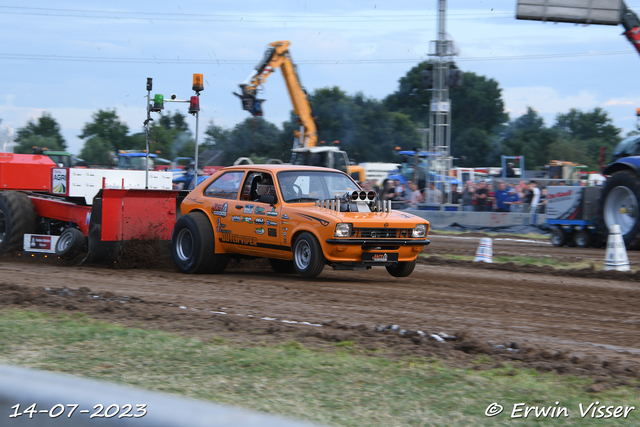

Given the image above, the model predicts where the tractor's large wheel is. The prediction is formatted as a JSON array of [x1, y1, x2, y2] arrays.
[[0, 191, 36, 254], [55, 228, 86, 259], [292, 232, 325, 278], [386, 259, 417, 277], [171, 212, 228, 274], [599, 170, 640, 249]]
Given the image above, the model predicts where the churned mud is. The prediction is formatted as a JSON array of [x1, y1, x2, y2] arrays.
[[1, 234, 640, 389]]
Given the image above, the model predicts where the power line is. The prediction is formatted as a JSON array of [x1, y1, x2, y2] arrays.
[[0, 5, 514, 22], [0, 50, 634, 65]]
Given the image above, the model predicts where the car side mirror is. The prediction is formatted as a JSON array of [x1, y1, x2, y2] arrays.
[[259, 194, 276, 205]]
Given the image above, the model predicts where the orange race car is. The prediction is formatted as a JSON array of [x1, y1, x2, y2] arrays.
[[171, 165, 430, 278]]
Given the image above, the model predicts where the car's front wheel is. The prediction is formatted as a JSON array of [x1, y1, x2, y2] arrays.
[[386, 259, 417, 277], [292, 232, 325, 278], [171, 212, 228, 274]]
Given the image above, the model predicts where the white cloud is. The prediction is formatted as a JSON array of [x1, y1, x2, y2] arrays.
[[502, 86, 599, 119], [603, 99, 635, 107]]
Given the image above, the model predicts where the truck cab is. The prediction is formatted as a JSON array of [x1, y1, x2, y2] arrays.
[[611, 135, 640, 162], [292, 146, 349, 174], [116, 151, 157, 170]]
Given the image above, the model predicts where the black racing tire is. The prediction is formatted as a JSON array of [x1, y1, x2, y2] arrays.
[[55, 228, 86, 259], [573, 229, 591, 248], [85, 223, 119, 264], [598, 170, 640, 249], [0, 191, 36, 254], [171, 212, 228, 274], [550, 227, 567, 247], [386, 259, 417, 277], [268, 258, 296, 274], [292, 232, 325, 278]]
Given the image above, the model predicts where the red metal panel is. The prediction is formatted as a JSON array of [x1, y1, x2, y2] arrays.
[[28, 197, 92, 235], [0, 153, 55, 191], [100, 189, 179, 241]]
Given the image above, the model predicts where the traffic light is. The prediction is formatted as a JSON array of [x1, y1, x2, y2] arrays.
[[421, 70, 433, 89], [448, 69, 463, 88]]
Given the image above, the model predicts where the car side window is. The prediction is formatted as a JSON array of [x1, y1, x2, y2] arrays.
[[240, 171, 277, 201], [203, 171, 245, 199]]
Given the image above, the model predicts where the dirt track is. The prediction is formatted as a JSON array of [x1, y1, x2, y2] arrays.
[[1, 234, 640, 386]]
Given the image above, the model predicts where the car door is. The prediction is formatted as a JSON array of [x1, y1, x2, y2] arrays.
[[231, 171, 283, 257], [200, 170, 246, 254]]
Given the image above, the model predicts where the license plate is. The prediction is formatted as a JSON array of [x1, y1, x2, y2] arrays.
[[362, 253, 398, 262]]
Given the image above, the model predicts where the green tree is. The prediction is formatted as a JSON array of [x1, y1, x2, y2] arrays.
[[500, 107, 557, 169], [205, 117, 285, 164], [308, 87, 420, 163], [383, 62, 433, 125], [15, 112, 66, 151], [385, 64, 508, 165], [14, 135, 64, 154], [79, 137, 113, 164], [551, 108, 621, 168], [130, 111, 195, 160], [79, 109, 131, 152]]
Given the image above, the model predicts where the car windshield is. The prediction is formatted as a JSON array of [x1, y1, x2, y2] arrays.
[[277, 170, 360, 203]]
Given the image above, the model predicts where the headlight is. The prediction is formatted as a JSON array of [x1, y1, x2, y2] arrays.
[[334, 223, 352, 238], [412, 224, 427, 238]]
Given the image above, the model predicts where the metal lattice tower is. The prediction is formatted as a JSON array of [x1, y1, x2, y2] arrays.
[[428, 0, 454, 202]]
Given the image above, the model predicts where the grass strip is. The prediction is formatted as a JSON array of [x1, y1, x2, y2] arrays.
[[419, 253, 607, 270], [429, 230, 551, 240], [0, 309, 638, 426]]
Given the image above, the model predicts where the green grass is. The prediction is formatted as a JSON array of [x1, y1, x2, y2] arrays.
[[0, 309, 638, 426], [429, 230, 551, 240], [420, 253, 604, 270]]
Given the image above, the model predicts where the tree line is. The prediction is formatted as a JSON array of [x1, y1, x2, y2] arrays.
[[8, 61, 626, 170]]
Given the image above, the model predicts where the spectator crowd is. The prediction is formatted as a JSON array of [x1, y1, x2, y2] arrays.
[[367, 178, 558, 213]]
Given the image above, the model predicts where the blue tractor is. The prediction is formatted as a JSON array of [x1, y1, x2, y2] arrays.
[[597, 134, 640, 248]]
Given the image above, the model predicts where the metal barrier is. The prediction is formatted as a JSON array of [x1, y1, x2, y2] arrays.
[[1, 364, 323, 427]]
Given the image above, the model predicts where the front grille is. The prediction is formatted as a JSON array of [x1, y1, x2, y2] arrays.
[[352, 228, 412, 238]]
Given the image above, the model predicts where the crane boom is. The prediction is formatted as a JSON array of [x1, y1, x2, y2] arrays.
[[235, 41, 317, 149], [517, 0, 640, 57], [622, 1, 640, 55]]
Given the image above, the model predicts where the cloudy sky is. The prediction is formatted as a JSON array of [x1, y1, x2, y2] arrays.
[[1, 0, 639, 155]]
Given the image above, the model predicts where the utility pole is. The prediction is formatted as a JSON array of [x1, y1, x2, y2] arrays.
[[428, 0, 454, 204]]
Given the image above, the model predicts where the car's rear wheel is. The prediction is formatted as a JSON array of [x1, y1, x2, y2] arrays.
[[171, 212, 228, 274], [386, 259, 417, 277], [292, 232, 325, 278]]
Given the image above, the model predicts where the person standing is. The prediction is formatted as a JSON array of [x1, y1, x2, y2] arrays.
[[424, 182, 441, 204], [450, 183, 461, 204], [381, 179, 395, 201], [486, 182, 495, 211], [529, 181, 541, 213], [494, 181, 511, 212], [409, 182, 423, 208], [474, 181, 488, 212], [461, 181, 475, 212]]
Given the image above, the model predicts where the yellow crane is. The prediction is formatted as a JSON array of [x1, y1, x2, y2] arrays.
[[235, 41, 365, 181]]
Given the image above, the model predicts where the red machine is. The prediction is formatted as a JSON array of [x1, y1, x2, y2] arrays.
[[0, 152, 184, 262]]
